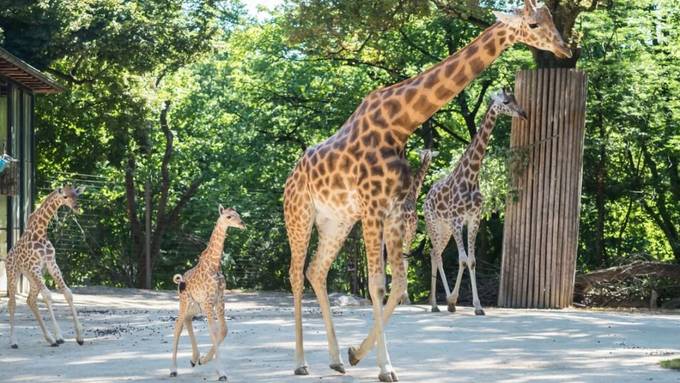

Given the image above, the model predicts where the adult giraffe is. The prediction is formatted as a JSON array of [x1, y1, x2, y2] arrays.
[[283, 1, 571, 381]]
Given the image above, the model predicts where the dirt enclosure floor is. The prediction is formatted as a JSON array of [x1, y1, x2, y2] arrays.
[[1, 287, 679, 382]]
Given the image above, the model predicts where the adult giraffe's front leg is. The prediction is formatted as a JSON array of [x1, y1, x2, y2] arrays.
[[349, 211, 406, 369], [349, 215, 398, 382], [306, 214, 354, 374]]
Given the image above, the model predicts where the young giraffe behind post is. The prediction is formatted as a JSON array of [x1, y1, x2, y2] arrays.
[[425, 89, 527, 314], [169, 204, 245, 382], [398, 149, 435, 304], [284, 1, 570, 381], [5, 185, 86, 348]]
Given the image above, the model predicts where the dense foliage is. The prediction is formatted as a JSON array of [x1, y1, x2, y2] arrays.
[[0, 1, 677, 305]]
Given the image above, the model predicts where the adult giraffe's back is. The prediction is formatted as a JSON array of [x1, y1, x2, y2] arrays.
[[283, 1, 571, 381]]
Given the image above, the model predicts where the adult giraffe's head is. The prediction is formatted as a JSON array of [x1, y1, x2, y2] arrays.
[[218, 204, 246, 230], [493, 0, 572, 59], [491, 89, 528, 120]]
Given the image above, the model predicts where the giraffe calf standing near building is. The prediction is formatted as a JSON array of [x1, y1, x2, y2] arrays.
[[5, 185, 86, 348], [170, 204, 245, 382], [425, 89, 526, 314]]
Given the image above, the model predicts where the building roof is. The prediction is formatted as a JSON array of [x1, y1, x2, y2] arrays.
[[0, 47, 64, 94]]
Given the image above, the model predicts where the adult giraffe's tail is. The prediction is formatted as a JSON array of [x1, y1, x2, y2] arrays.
[[172, 274, 186, 293]]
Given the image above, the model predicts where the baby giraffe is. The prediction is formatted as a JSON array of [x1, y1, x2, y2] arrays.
[[170, 204, 245, 381], [398, 149, 434, 304], [5, 185, 86, 348], [424, 89, 526, 314]]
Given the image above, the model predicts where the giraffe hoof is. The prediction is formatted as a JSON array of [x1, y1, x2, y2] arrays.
[[50, 342, 59, 347], [348, 346, 362, 366], [170, 371, 177, 377], [10, 344, 18, 349], [330, 363, 346, 374], [431, 306, 440, 313], [190, 360, 197, 367], [475, 309, 486, 316], [218, 375, 228, 381], [447, 303, 456, 313], [56, 338, 65, 344], [77, 339, 84, 346], [294, 366, 309, 375], [378, 371, 399, 382]]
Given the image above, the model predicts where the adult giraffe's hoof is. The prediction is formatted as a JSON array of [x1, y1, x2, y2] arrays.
[[475, 308, 486, 316], [10, 344, 18, 349], [56, 338, 65, 344], [76, 339, 84, 346], [447, 303, 456, 313], [218, 375, 228, 381], [294, 366, 309, 375], [330, 363, 346, 374], [378, 371, 399, 382], [348, 346, 361, 366], [169, 371, 177, 377], [431, 306, 440, 313], [50, 342, 59, 347]]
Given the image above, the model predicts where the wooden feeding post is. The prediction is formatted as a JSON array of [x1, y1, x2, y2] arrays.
[[498, 68, 587, 308]]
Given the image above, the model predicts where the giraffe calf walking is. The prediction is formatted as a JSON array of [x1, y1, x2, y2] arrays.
[[425, 90, 526, 314], [5, 185, 86, 348], [169, 204, 245, 382]]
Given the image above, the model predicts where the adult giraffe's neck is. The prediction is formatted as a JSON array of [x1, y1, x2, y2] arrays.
[[388, 22, 514, 138], [201, 219, 228, 267], [462, 105, 500, 184], [27, 192, 63, 231]]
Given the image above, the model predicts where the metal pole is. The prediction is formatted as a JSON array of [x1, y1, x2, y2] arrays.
[[144, 178, 152, 289]]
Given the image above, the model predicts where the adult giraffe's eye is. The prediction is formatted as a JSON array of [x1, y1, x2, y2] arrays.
[[529, 23, 539, 29]]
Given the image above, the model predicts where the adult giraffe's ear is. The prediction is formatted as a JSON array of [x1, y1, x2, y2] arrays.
[[75, 186, 86, 196], [57, 187, 64, 196], [219, 204, 225, 215]]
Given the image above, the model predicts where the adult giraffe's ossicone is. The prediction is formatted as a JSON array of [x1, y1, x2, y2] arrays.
[[283, 1, 570, 381]]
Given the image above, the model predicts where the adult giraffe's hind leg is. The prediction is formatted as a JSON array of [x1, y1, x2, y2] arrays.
[[283, 176, 314, 376]]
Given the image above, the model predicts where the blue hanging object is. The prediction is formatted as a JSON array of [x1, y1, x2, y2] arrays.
[[0, 154, 18, 174]]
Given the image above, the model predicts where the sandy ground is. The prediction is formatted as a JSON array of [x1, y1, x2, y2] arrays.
[[1, 287, 679, 383]]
